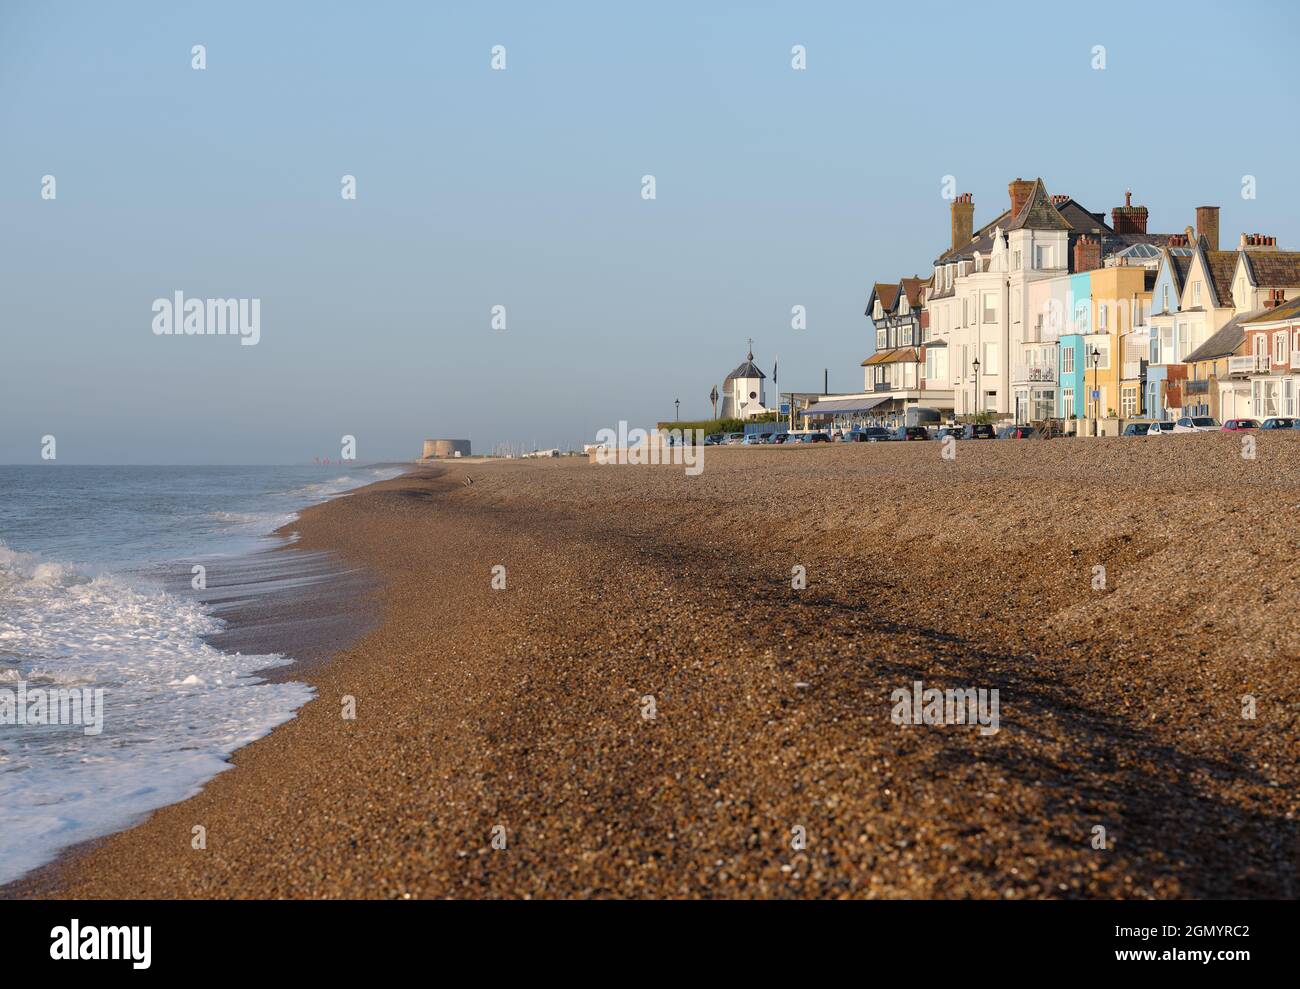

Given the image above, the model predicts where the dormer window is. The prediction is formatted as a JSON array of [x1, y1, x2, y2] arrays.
[[1162, 286, 1169, 311], [873, 300, 882, 319], [1193, 281, 1202, 305]]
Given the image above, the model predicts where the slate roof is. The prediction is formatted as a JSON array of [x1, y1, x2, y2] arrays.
[[1242, 251, 1300, 288], [1169, 253, 1193, 293], [1203, 249, 1239, 309], [1184, 310, 1260, 364], [1243, 296, 1300, 324], [1006, 178, 1072, 232], [932, 181, 1181, 269], [724, 360, 766, 382]]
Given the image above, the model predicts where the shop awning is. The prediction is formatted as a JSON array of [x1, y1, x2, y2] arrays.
[[801, 396, 889, 416]]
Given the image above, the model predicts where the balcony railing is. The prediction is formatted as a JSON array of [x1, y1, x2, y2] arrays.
[[1185, 379, 1210, 395], [1011, 364, 1056, 384], [1228, 355, 1270, 375]]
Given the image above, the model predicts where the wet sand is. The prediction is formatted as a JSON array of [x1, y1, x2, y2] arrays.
[[16, 438, 1300, 898]]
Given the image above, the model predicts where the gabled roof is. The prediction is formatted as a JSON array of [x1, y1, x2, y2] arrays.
[[1201, 243, 1239, 309], [1153, 247, 1193, 305], [1184, 310, 1260, 363], [899, 276, 927, 307], [866, 281, 899, 315], [1242, 250, 1300, 289], [1243, 296, 1300, 325], [1006, 178, 1072, 232]]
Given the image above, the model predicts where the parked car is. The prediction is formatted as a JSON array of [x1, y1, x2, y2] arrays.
[[850, 426, 892, 443], [934, 426, 963, 441], [1121, 422, 1150, 436], [1172, 416, 1220, 433], [892, 426, 930, 441], [1146, 421, 1175, 437], [997, 425, 1036, 439], [742, 433, 766, 445], [1259, 417, 1296, 430], [805, 432, 831, 443], [1221, 418, 1260, 431], [723, 432, 746, 445], [961, 423, 997, 440], [704, 433, 725, 446]]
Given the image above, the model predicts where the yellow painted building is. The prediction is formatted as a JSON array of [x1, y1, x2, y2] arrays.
[[1089, 265, 1155, 418]]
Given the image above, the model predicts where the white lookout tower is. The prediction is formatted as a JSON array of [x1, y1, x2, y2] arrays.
[[720, 343, 768, 420]]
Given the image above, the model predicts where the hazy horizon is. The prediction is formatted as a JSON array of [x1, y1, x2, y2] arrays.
[[4, 0, 1300, 463]]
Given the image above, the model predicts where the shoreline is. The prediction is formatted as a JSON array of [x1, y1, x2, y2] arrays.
[[0, 468, 412, 898], [9, 443, 1300, 898]]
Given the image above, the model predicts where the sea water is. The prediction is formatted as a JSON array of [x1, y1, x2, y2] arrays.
[[0, 464, 403, 884]]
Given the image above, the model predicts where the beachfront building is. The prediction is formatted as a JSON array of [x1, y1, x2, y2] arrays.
[[1089, 261, 1155, 420], [719, 347, 770, 420], [1182, 313, 1255, 421], [1146, 241, 1195, 419], [863, 276, 953, 420], [1241, 297, 1300, 419], [1017, 271, 1070, 424], [926, 179, 1176, 421], [1172, 215, 1239, 369], [1058, 331, 1110, 425], [1182, 235, 1300, 420], [1227, 235, 1300, 313]]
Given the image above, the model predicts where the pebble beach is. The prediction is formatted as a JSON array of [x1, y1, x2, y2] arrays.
[[21, 436, 1300, 899]]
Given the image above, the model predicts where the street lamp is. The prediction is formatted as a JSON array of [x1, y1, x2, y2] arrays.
[[674, 398, 680, 421], [1091, 347, 1102, 435], [972, 357, 981, 418]]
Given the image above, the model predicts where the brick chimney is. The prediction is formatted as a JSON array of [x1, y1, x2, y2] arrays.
[[1008, 177, 1035, 220], [1111, 189, 1149, 234], [951, 193, 974, 252], [1167, 232, 1189, 247], [1074, 235, 1101, 273], [1196, 206, 1220, 251]]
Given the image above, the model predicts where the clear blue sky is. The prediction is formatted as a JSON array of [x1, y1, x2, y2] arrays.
[[4, 0, 1299, 463]]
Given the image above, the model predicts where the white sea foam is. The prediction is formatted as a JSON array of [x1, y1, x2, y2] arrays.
[[0, 544, 313, 885], [0, 464, 406, 885]]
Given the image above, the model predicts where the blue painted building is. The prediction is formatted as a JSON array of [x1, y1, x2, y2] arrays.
[[1056, 274, 1094, 419], [1059, 334, 1087, 419]]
